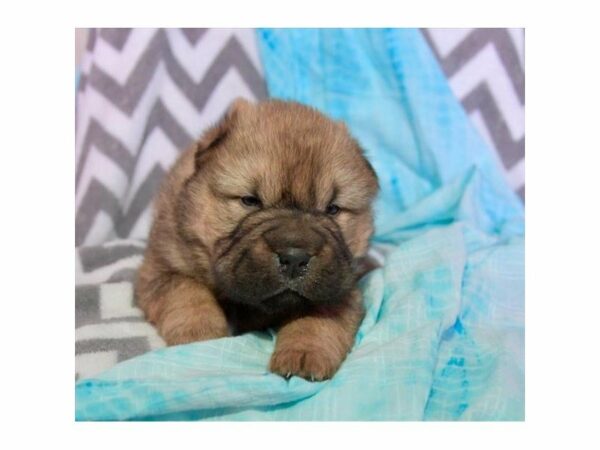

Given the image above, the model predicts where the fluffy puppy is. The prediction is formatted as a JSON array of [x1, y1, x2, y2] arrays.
[[135, 99, 378, 380]]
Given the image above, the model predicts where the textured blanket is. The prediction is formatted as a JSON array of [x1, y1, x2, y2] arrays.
[[75, 28, 524, 421]]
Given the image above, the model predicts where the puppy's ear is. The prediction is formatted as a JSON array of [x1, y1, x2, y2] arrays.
[[194, 97, 253, 170], [228, 97, 253, 116]]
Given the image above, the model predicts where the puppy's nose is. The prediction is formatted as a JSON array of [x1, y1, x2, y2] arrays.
[[277, 248, 312, 279]]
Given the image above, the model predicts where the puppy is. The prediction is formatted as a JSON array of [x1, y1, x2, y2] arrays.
[[135, 99, 379, 380]]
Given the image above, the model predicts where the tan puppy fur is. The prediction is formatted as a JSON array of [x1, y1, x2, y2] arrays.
[[135, 99, 378, 380]]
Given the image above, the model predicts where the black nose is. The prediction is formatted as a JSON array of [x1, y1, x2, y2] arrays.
[[277, 248, 312, 279]]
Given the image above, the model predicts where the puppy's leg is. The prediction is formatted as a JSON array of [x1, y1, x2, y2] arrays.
[[136, 265, 229, 346], [269, 289, 365, 381]]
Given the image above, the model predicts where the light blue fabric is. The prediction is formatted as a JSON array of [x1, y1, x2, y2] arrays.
[[75, 28, 524, 421]]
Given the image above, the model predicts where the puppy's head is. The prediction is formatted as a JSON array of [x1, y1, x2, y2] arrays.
[[180, 99, 378, 318]]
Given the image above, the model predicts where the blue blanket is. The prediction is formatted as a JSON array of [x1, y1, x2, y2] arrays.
[[75, 28, 524, 421]]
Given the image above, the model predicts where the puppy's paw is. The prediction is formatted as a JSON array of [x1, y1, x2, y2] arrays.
[[269, 347, 342, 381]]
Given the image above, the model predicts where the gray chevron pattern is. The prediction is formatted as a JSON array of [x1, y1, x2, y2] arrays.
[[422, 28, 525, 201], [76, 28, 268, 246], [75, 239, 166, 380]]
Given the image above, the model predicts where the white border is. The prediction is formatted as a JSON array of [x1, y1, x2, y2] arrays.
[[3, 0, 600, 447]]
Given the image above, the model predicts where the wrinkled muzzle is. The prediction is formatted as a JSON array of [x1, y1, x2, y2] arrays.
[[213, 210, 355, 313]]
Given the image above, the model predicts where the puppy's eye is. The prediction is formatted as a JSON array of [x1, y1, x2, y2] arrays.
[[241, 195, 262, 208], [325, 204, 340, 216]]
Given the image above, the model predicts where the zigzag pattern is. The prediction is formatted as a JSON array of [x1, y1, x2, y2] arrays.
[[75, 241, 166, 379], [422, 28, 525, 200], [75, 28, 267, 246]]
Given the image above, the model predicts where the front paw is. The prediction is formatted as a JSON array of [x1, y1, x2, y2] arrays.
[[269, 346, 343, 381]]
